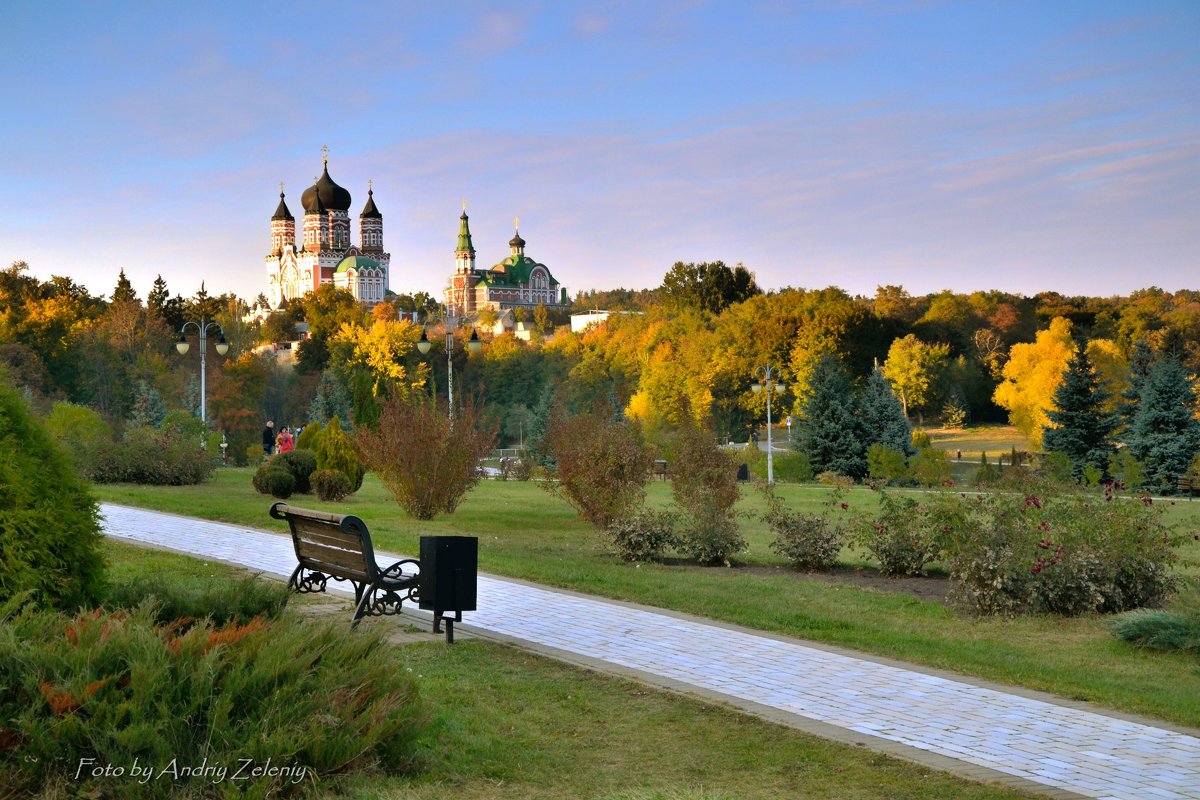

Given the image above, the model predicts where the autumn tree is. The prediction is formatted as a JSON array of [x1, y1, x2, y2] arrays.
[[881, 334, 949, 419], [992, 317, 1075, 448]]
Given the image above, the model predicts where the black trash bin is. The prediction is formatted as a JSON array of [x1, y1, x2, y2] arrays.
[[419, 536, 478, 643], [737, 463, 749, 482]]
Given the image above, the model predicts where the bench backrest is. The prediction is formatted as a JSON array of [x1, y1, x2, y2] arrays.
[[269, 502, 380, 583]]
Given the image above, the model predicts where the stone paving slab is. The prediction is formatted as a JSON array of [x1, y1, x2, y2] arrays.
[[99, 503, 1200, 800]]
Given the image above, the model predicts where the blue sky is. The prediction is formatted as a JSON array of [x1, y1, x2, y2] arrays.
[[1, 1, 1197, 304]]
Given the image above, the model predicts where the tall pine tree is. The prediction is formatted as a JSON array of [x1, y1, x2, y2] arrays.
[[860, 367, 915, 456], [797, 353, 867, 478], [1117, 338, 1154, 440], [1127, 357, 1200, 492], [1043, 343, 1118, 479], [111, 269, 137, 304]]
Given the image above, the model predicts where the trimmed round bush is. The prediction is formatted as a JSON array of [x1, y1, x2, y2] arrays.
[[276, 448, 317, 494], [312, 469, 352, 503], [316, 416, 363, 494], [0, 375, 105, 610], [252, 465, 295, 499]]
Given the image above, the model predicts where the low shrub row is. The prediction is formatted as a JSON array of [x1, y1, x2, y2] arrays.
[[88, 427, 215, 486], [0, 593, 428, 797]]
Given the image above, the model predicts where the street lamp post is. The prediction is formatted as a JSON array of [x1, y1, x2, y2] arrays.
[[416, 319, 481, 421], [175, 318, 229, 424], [751, 365, 786, 484]]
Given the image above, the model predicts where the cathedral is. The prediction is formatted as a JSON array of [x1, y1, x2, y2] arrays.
[[445, 206, 568, 319], [263, 151, 390, 309]]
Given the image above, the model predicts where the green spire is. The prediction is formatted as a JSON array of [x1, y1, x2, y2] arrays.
[[456, 201, 475, 254]]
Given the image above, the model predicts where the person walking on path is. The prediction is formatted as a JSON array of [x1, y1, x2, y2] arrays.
[[262, 420, 275, 455], [277, 427, 294, 454]]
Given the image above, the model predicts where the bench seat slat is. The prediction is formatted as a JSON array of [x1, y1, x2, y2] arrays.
[[292, 522, 362, 549], [296, 542, 373, 574]]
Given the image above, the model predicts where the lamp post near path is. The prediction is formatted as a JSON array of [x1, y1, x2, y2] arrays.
[[751, 365, 786, 485], [416, 318, 482, 421], [175, 318, 229, 424]]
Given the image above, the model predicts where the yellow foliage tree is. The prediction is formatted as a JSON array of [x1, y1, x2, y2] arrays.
[[992, 317, 1075, 447]]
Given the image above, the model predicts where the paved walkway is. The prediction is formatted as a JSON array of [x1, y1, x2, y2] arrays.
[[100, 503, 1200, 800]]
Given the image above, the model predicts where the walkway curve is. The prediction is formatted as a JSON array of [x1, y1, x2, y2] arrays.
[[99, 503, 1200, 800]]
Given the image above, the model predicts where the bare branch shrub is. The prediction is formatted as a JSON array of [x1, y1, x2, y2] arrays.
[[355, 394, 496, 520], [545, 410, 653, 530], [671, 422, 745, 565]]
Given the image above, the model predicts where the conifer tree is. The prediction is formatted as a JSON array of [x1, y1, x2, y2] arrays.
[[147, 274, 169, 316], [128, 379, 167, 429], [1043, 343, 1118, 479], [797, 353, 867, 478], [1117, 338, 1154, 440], [1127, 357, 1200, 492], [111, 268, 137, 304], [309, 369, 353, 426], [860, 368, 915, 456]]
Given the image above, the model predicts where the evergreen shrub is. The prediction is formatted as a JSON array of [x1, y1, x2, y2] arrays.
[[296, 420, 322, 451], [316, 416, 362, 494], [867, 444, 908, 485], [0, 377, 105, 611], [276, 449, 317, 494], [605, 508, 678, 562], [0, 603, 428, 797], [43, 402, 112, 480], [312, 469, 352, 503], [971, 452, 1000, 486], [1109, 609, 1200, 653], [104, 574, 286, 627], [252, 465, 295, 499]]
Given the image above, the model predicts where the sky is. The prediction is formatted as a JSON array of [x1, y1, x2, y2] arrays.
[[1, 1, 1197, 305]]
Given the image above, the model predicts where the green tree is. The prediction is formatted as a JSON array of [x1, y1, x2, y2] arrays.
[[660, 261, 760, 315], [1118, 338, 1155, 440], [881, 334, 949, 419], [128, 379, 168, 429], [797, 354, 867, 479], [1042, 344, 1118, 479], [1127, 358, 1200, 492], [111, 269, 137, 303], [310, 369, 353, 426], [859, 368, 915, 456]]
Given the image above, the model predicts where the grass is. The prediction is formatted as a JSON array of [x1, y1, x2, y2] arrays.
[[96, 540, 1041, 800], [926, 424, 1032, 463], [94, 471, 1200, 729]]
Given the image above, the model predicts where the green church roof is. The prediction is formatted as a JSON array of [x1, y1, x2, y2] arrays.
[[335, 255, 381, 274], [484, 254, 556, 287], [456, 211, 475, 254]]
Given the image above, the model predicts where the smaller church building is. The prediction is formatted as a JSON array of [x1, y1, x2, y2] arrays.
[[264, 153, 390, 310], [445, 208, 568, 320]]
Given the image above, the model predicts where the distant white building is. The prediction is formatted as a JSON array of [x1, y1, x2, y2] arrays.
[[570, 310, 643, 333]]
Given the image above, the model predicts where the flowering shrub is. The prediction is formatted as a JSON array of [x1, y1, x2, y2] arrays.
[[946, 484, 1178, 616], [763, 487, 847, 571], [605, 508, 679, 562], [849, 491, 949, 576]]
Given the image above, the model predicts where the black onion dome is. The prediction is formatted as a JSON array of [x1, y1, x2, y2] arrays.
[[301, 165, 352, 213], [360, 188, 381, 219], [509, 230, 526, 248], [272, 192, 294, 221]]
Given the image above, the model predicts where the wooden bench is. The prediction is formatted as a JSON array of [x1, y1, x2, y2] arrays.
[[270, 502, 420, 626]]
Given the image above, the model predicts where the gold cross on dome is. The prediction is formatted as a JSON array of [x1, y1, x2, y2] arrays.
[[322, 144, 329, 165], [462, 198, 467, 211], [368, 179, 373, 192], [514, 216, 520, 230], [279, 181, 284, 194]]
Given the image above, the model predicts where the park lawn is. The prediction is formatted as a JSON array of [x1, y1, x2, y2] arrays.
[[926, 424, 1032, 461], [100, 540, 1039, 800], [95, 472, 1200, 729]]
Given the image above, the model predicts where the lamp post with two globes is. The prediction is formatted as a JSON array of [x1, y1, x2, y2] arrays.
[[175, 319, 229, 425], [415, 319, 481, 421], [750, 365, 786, 485]]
